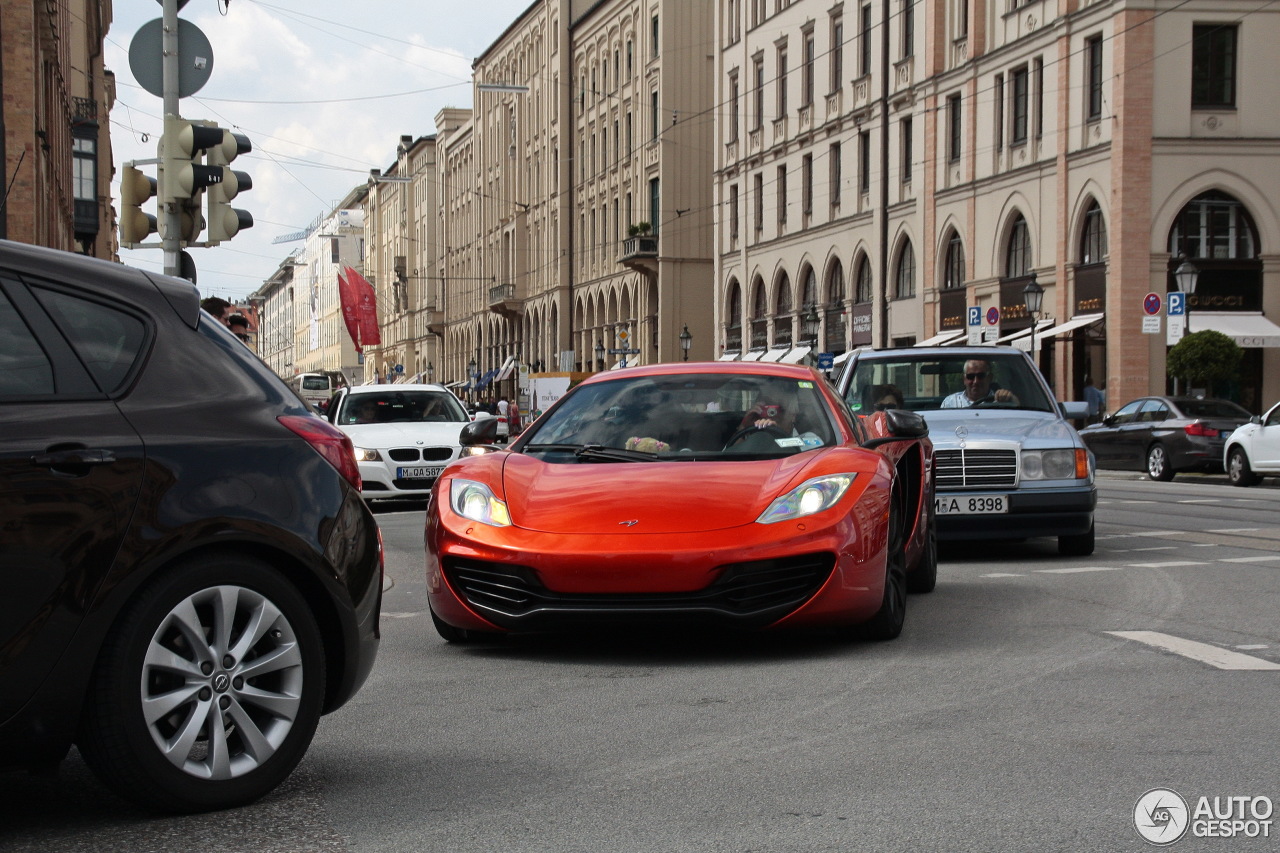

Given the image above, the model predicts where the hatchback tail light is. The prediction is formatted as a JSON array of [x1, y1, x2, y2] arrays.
[[1184, 421, 1217, 437], [278, 415, 362, 490]]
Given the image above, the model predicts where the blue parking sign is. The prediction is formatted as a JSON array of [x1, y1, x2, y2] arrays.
[[1168, 292, 1185, 316], [968, 306, 981, 327]]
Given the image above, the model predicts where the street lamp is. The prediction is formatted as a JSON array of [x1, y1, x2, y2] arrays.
[[802, 305, 821, 347], [1174, 257, 1199, 336], [594, 339, 605, 371], [1022, 274, 1044, 364], [427, 361, 434, 384], [679, 325, 692, 361]]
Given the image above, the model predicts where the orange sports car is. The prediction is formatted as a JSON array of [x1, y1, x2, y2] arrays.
[[425, 362, 935, 642]]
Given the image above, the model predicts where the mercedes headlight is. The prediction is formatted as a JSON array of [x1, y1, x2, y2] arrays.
[[1021, 448, 1089, 480], [449, 478, 512, 527], [757, 474, 856, 524]]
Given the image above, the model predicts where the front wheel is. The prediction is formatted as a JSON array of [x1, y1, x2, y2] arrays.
[[78, 555, 326, 813], [859, 490, 908, 641], [907, 514, 937, 594], [1058, 521, 1096, 556], [1146, 444, 1176, 481], [1227, 447, 1260, 487]]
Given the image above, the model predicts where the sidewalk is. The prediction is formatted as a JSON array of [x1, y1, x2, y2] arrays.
[[1094, 468, 1280, 488]]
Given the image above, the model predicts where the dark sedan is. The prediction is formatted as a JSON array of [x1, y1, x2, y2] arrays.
[[1079, 395, 1252, 480], [0, 241, 382, 812]]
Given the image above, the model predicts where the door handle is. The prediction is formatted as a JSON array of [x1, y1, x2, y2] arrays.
[[32, 449, 117, 467]]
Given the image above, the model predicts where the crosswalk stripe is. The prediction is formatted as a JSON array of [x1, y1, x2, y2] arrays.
[[1219, 556, 1278, 563], [1107, 631, 1280, 670], [1036, 566, 1121, 574], [1126, 561, 1207, 568]]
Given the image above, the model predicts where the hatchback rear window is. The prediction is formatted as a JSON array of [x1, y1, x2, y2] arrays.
[[33, 286, 147, 394]]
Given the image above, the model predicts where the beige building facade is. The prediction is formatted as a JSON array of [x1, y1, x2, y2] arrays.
[[715, 0, 1280, 412]]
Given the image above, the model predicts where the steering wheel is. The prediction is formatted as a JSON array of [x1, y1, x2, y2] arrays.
[[724, 424, 790, 449]]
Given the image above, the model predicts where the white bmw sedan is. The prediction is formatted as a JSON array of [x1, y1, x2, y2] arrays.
[[328, 384, 473, 500]]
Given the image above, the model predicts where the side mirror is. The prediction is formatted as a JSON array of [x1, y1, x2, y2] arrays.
[[1060, 401, 1089, 420], [1251, 415, 1263, 425], [460, 416, 499, 446], [1102, 414, 1116, 427], [862, 408, 928, 449]]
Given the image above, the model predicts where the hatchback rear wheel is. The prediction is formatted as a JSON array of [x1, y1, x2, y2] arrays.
[[79, 554, 325, 813], [1227, 446, 1260, 487]]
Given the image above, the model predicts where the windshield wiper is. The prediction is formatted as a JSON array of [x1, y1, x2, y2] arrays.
[[521, 443, 659, 462]]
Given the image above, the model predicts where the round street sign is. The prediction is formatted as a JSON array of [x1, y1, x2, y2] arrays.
[[985, 307, 1000, 326], [129, 18, 214, 99], [1143, 292, 1162, 315]]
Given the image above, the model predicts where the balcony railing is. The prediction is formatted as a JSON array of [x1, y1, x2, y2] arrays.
[[488, 283, 524, 317], [621, 236, 658, 259]]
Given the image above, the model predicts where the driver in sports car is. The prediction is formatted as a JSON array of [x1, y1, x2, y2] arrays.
[[732, 387, 823, 450], [941, 358, 1020, 408]]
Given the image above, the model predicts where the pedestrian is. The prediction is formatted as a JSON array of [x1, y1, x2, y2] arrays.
[[200, 297, 233, 327], [227, 312, 252, 344], [1083, 376, 1105, 424]]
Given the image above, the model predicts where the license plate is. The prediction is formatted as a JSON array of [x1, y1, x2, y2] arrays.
[[935, 494, 1008, 515], [397, 466, 444, 480]]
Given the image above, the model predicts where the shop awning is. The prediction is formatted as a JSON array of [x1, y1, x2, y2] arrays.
[[739, 350, 765, 362], [1037, 312, 1104, 338], [779, 345, 812, 364], [717, 351, 741, 361], [916, 329, 968, 346], [495, 355, 517, 382], [1189, 311, 1280, 347], [443, 380, 467, 388], [758, 347, 792, 362], [995, 318, 1055, 349]]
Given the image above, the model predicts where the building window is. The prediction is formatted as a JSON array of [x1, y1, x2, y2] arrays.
[[1033, 57, 1044, 139], [1080, 201, 1107, 264], [652, 15, 660, 58], [330, 237, 339, 263], [777, 165, 787, 223], [803, 31, 815, 107], [729, 72, 740, 141], [860, 4, 872, 77], [829, 141, 841, 208], [901, 0, 914, 59], [830, 15, 844, 92], [859, 130, 870, 193], [753, 57, 765, 130], [1169, 191, 1257, 259], [957, 0, 968, 38], [1086, 35, 1104, 121], [895, 241, 916, 299], [900, 117, 913, 184], [1006, 214, 1032, 277], [947, 94, 962, 162], [627, 39, 633, 75], [754, 172, 764, 232], [777, 45, 788, 116], [994, 74, 1005, 151], [944, 231, 965, 289], [1192, 24, 1237, 108], [855, 255, 873, 303], [651, 90, 660, 140], [649, 178, 661, 236], [730, 184, 740, 241], [802, 154, 813, 214], [72, 137, 96, 202], [1011, 66, 1029, 145]]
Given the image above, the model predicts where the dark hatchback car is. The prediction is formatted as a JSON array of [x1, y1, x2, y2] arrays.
[[1079, 395, 1252, 480], [0, 241, 381, 812]]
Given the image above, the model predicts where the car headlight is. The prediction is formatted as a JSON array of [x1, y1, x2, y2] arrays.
[[449, 478, 512, 527], [757, 474, 856, 524], [1022, 448, 1089, 480], [353, 447, 382, 462]]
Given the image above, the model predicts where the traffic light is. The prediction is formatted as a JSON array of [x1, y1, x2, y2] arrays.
[[119, 164, 158, 247], [160, 116, 226, 203], [206, 130, 253, 244]]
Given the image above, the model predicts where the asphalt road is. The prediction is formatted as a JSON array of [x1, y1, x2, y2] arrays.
[[3, 472, 1278, 853]]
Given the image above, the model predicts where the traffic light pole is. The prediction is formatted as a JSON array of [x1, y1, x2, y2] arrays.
[[161, 0, 182, 277]]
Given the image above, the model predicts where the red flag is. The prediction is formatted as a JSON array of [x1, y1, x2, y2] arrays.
[[344, 266, 381, 346], [337, 268, 363, 353]]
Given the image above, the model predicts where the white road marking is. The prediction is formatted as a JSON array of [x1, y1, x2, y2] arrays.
[[381, 612, 422, 619], [1129, 546, 1178, 552], [1127, 531, 1189, 537], [1036, 567, 1121, 574], [1208, 528, 1261, 533], [981, 573, 1025, 578], [1237, 644, 1270, 650], [1107, 631, 1280, 670], [1177, 499, 1220, 504], [1220, 556, 1279, 563], [1126, 561, 1207, 568]]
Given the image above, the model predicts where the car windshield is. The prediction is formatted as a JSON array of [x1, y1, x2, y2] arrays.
[[1177, 399, 1251, 419], [844, 352, 1056, 414], [521, 373, 837, 460], [338, 390, 469, 425]]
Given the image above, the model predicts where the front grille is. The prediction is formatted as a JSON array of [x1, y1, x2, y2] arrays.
[[934, 448, 1017, 489], [422, 447, 454, 461], [443, 553, 835, 628], [387, 447, 455, 463], [388, 448, 420, 462]]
